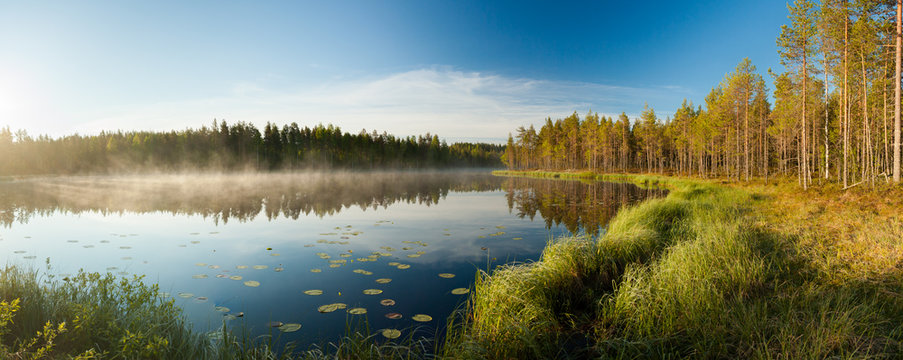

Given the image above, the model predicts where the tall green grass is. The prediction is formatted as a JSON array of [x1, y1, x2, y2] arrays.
[[451, 171, 903, 359]]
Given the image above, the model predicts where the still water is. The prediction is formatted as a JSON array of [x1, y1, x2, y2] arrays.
[[0, 171, 665, 346]]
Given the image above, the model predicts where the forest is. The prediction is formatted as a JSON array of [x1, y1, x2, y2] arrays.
[[0, 120, 503, 175], [502, 0, 903, 189]]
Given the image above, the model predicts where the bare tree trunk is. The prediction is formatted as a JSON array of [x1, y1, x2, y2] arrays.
[[895, 0, 901, 183], [844, 11, 850, 187], [825, 55, 831, 179], [803, 53, 810, 189]]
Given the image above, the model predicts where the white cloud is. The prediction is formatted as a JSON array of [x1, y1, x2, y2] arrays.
[[12, 67, 687, 142]]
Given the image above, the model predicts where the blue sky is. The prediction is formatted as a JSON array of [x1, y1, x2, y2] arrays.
[[0, 0, 789, 143]]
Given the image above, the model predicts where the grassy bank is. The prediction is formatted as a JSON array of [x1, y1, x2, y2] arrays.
[[446, 171, 903, 358]]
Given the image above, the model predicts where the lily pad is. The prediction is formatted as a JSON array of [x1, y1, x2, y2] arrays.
[[310, 269, 322, 273], [397, 264, 411, 270], [303, 290, 323, 296], [12, 251, 25, 254], [243, 280, 261, 287], [192, 274, 209, 279], [406, 254, 421, 258], [273, 267, 284, 272], [229, 275, 243, 281], [385, 312, 402, 319], [380, 299, 396, 306], [267, 321, 284, 328], [23, 256, 36, 259], [347, 307, 367, 315], [411, 314, 432, 322], [387, 262, 400, 266], [352, 269, 373, 275], [194, 297, 209, 303], [208, 265, 220, 269], [381, 329, 402, 339], [252, 265, 268, 270], [178, 292, 194, 298], [438, 273, 455, 279], [451, 288, 470, 295], [375, 278, 392, 284], [236, 265, 248, 269], [278, 323, 301, 332], [195, 263, 208, 267], [83, 245, 95, 248], [214, 306, 230, 312], [329, 264, 342, 268], [362, 289, 383, 295], [513, 237, 523, 240]]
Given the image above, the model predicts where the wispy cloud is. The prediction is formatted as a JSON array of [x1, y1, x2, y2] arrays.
[[41, 68, 688, 142]]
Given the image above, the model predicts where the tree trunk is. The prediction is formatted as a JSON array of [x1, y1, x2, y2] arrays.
[[895, 0, 901, 183]]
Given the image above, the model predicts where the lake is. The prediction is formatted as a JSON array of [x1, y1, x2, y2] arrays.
[[0, 171, 665, 348]]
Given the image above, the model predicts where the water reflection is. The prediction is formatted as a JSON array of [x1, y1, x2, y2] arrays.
[[0, 171, 504, 226], [0, 172, 665, 236], [503, 177, 668, 236]]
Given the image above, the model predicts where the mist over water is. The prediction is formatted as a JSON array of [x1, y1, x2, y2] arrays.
[[0, 170, 665, 347]]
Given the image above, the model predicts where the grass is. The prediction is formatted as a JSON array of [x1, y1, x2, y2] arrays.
[[449, 171, 903, 359], [4, 172, 902, 359]]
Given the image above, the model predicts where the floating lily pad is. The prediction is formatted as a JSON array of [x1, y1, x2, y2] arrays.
[[352, 269, 373, 275], [121, 256, 132, 260], [229, 275, 243, 281], [362, 289, 383, 295], [438, 273, 455, 279], [303, 290, 323, 296], [67, 240, 78, 243], [347, 307, 367, 315], [406, 254, 421, 258], [397, 264, 411, 270], [190, 241, 200, 244], [243, 280, 260, 287], [329, 264, 342, 268], [375, 278, 392, 284], [317, 303, 347, 313], [216, 274, 227, 278], [385, 312, 402, 319], [214, 306, 230, 312], [192, 274, 208, 279], [236, 265, 248, 269], [451, 288, 470, 295], [274, 267, 284, 272], [194, 297, 208, 303], [208, 265, 220, 269], [304, 244, 315, 247], [279, 323, 301, 332], [513, 237, 523, 240], [381, 329, 402, 339], [387, 262, 400, 266], [195, 263, 208, 267], [267, 321, 284, 328], [223, 314, 237, 321], [380, 299, 396, 306], [83, 245, 95, 248], [13, 251, 25, 254], [23, 256, 36, 259], [178, 292, 194, 298], [411, 314, 432, 322], [252, 265, 268, 270], [270, 253, 280, 257], [310, 269, 322, 273], [119, 246, 132, 249]]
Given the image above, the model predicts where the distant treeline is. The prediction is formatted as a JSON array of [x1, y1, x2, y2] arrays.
[[0, 121, 504, 175], [505, 0, 903, 189]]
